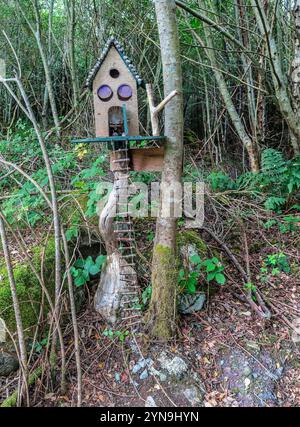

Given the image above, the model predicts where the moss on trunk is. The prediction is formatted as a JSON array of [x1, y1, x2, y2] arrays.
[[146, 244, 178, 339], [0, 238, 56, 335]]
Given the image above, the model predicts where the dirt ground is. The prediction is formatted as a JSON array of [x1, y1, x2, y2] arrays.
[[39, 265, 300, 408]]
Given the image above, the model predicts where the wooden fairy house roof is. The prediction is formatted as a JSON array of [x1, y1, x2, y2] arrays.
[[85, 36, 144, 89]]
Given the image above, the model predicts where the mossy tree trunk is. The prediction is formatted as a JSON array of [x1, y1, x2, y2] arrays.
[[147, 0, 183, 340]]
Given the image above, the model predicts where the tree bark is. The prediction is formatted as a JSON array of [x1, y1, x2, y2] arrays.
[[146, 0, 184, 339], [17, 0, 61, 138], [197, 25, 260, 172], [291, 0, 300, 155], [64, 0, 79, 108], [250, 0, 300, 155], [0, 215, 28, 379]]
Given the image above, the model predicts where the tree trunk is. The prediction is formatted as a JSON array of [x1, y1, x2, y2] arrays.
[[291, 0, 300, 155], [198, 25, 260, 172], [17, 0, 61, 138], [250, 0, 300, 155], [146, 0, 184, 340], [0, 215, 28, 380], [64, 0, 79, 108]]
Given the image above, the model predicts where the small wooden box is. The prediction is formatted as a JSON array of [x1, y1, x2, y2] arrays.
[[110, 147, 164, 172]]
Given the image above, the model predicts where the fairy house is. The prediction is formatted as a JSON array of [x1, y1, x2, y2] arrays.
[[85, 37, 143, 137]]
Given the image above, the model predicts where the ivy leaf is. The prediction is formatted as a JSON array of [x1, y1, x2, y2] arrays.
[[84, 256, 94, 271], [96, 255, 107, 267], [66, 226, 78, 242], [74, 272, 88, 287], [89, 264, 100, 276], [74, 258, 85, 268]]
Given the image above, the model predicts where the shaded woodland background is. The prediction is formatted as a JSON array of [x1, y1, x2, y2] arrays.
[[0, 0, 299, 167]]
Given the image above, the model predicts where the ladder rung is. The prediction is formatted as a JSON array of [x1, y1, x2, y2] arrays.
[[121, 291, 139, 295], [121, 254, 136, 258], [122, 299, 139, 304], [115, 221, 132, 224], [112, 158, 130, 163], [117, 237, 134, 241], [120, 279, 136, 283], [122, 314, 141, 320], [120, 274, 136, 277], [123, 307, 141, 311]]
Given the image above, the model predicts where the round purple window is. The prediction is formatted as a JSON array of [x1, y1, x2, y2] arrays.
[[118, 84, 132, 101], [97, 85, 113, 101]]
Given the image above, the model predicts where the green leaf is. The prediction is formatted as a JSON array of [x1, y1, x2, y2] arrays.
[[96, 255, 107, 267], [66, 226, 79, 242], [74, 273, 88, 287], [84, 256, 94, 271], [190, 254, 201, 265], [206, 262, 216, 272], [74, 258, 85, 268], [89, 264, 100, 275], [206, 272, 216, 282], [187, 282, 196, 294], [215, 273, 226, 285]]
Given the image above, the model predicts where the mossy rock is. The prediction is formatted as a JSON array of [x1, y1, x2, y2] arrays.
[[0, 238, 56, 335], [177, 230, 207, 257]]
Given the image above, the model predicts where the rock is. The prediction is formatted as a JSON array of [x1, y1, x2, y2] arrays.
[[139, 369, 148, 380], [180, 244, 200, 271], [0, 351, 19, 377], [145, 396, 157, 407], [218, 348, 282, 407], [132, 358, 152, 374], [183, 385, 203, 406], [178, 293, 206, 314], [243, 366, 252, 376], [157, 352, 188, 379], [149, 366, 167, 382]]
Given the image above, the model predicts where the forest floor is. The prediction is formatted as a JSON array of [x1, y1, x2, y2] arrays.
[[40, 255, 300, 408], [1, 228, 300, 407]]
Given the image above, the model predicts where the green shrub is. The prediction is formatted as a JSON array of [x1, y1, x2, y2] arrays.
[[207, 149, 300, 214]]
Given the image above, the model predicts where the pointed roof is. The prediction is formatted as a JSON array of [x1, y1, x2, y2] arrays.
[[85, 36, 144, 89]]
